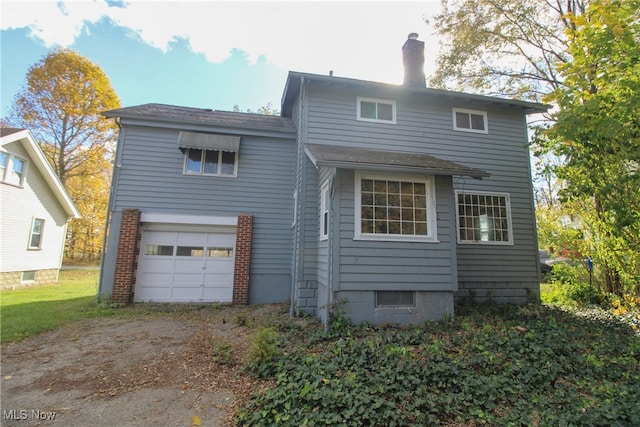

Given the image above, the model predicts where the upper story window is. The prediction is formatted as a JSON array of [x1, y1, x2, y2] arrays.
[[455, 190, 513, 245], [453, 108, 488, 133], [0, 151, 27, 187], [355, 171, 437, 242], [29, 218, 45, 249], [184, 149, 237, 177], [357, 97, 396, 124]]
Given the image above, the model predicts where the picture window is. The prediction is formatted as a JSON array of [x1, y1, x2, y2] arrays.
[[456, 191, 512, 244], [355, 172, 437, 241]]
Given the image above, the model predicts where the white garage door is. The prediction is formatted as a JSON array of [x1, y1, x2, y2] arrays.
[[135, 229, 236, 303]]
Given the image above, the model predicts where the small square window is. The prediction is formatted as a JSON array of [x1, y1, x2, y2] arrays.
[[453, 108, 488, 133], [376, 291, 415, 307], [22, 271, 36, 283], [357, 97, 396, 124]]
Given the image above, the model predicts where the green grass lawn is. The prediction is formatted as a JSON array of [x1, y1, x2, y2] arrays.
[[0, 270, 109, 343]]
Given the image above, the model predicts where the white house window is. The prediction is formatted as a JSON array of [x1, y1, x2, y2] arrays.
[[1, 152, 27, 186], [355, 172, 437, 241], [453, 108, 488, 133], [184, 148, 237, 177], [320, 181, 330, 240], [357, 97, 396, 124], [456, 191, 513, 244], [29, 218, 45, 249]]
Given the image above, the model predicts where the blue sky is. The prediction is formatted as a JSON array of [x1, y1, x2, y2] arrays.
[[1, 1, 442, 117]]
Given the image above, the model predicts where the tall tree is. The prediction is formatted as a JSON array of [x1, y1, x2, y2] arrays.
[[432, 0, 640, 294], [538, 0, 640, 293], [430, 0, 587, 101], [5, 48, 120, 262], [8, 48, 120, 185]]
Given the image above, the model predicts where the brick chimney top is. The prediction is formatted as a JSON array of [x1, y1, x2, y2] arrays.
[[402, 33, 426, 87]]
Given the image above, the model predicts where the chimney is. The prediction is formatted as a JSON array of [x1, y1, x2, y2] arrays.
[[402, 33, 425, 87]]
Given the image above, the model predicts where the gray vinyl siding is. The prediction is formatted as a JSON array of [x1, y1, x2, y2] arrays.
[[102, 125, 296, 304], [336, 171, 457, 292], [302, 82, 538, 303]]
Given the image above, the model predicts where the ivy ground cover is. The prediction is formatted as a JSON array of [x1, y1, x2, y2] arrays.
[[238, 304, 640, 426]]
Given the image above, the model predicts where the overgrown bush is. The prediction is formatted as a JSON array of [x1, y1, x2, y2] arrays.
[[245, 327, 281, 377]]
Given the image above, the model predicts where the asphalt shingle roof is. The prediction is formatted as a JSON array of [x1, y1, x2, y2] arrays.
[[103, 103, 296, 134], [305, 143, 490, 179]]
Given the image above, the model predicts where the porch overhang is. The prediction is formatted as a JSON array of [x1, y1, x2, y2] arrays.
[[304, 144, 490, 179]]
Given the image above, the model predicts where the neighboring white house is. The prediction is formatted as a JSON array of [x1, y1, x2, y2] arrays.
[[0, 128, 80, 288]]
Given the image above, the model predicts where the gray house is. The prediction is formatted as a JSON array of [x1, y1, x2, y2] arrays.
[[99, 34, 547, 324]]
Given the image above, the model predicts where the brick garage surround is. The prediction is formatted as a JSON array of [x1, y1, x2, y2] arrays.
[[111, 211, 253, 305], [232, 214, 253, 305], [112, 209, 141, 303]]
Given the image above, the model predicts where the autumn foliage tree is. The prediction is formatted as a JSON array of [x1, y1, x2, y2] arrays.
[[7, 48, 121, 262], [538, 0, 640, 293]]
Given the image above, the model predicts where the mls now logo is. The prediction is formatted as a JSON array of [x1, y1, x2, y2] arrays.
[[3, 409, 57, 420]]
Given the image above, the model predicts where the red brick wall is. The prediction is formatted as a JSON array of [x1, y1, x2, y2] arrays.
[[112, 209, 141, 303], [233, 214, 253, 305]]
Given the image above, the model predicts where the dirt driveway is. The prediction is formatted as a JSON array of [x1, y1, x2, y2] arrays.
[[1, 305, 290, 426]]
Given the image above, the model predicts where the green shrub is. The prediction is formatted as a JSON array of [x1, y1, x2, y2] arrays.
[[245, 327, 281, 377]]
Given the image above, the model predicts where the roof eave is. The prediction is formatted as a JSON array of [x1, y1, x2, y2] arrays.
[[283, 71, 549, 114], [1, 129, 81, 219], [103, 111, 297, 139], [314, 159, 489, 179]]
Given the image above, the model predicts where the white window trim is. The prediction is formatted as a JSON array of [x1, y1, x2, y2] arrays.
[[28, 217, 45, 250], [455, 190, 514, 245], [183, 148, 238, 177], [452, 108, 488, 134], [0, 151, 28, 187], [357, 97, 397, 124], [320, 181, 330, 241], [354, 171, 438, 242]]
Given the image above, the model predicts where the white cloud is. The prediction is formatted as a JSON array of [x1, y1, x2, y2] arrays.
[[1, 1, 442, 83]]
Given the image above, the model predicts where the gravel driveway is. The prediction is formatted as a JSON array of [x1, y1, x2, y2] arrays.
[[1, 306, 287, 426]]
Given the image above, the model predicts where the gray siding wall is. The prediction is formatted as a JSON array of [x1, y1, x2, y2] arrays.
[[302, 83, 538, 305], [291, 84, 322, 316], [335, 171, 457, 291], [101, 125, 296, 304]]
